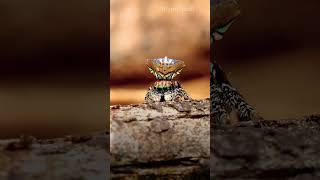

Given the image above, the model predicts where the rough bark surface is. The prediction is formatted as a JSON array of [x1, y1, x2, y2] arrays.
[[110, 99, 211, 179], [212, 115, 320, 180], [0, 101, 319, 180], [0, 132, 109, 180]]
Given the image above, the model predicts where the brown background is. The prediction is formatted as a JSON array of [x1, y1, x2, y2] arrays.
[[0, 0, 108, 138], [216, 0, 320, 119], [110, 0, 210, 105], [0, 0, 319, 138]]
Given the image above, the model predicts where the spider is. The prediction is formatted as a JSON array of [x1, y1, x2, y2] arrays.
[[145, 56, 190, 102], [211, 0, 261, 125]]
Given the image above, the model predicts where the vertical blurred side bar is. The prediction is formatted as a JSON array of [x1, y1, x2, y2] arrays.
[[107, 0, 111, 179], [210, 1, 215, 179], [0, 0, 110, 179], [211, 0, 241, 179], [210, 0, 216, 179]]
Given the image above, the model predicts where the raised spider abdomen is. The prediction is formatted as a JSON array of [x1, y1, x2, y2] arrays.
[[145, 57, 190, 103]]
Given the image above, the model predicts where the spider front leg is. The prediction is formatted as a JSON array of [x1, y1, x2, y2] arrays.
[[171, 82, 191, 101]]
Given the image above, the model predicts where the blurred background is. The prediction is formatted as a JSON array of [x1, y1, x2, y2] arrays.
[[216, 0, 320, 120], [2, 0, 320, 138], [0, 0, 107, 138], [110, 0, 210, 105]]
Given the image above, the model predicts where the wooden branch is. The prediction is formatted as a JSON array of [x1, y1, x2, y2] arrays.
[[0, 132, 109, 180], [0, 100, 318, 180], [110, 99, 210, 179], [212, 115, 320, 179]]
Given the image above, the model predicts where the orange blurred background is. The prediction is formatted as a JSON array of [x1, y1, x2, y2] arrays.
[[110, 0, 210, 105]]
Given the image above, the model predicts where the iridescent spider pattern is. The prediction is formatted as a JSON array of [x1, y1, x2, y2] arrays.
[[145, 57, 190, 102]]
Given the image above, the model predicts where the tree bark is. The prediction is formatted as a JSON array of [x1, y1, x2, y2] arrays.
[[212, 115, 320, 180], [110, 99, 211, 179], [0, 132, 109, 180], [1, 101, 319, 180]]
